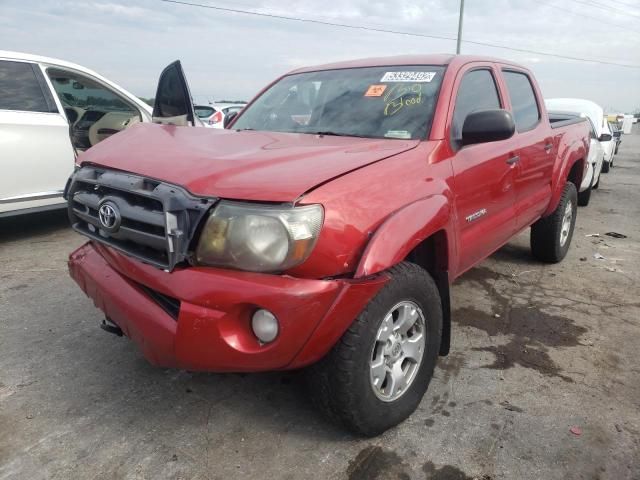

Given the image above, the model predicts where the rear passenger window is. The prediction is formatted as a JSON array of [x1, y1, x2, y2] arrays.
[[0, 60, 56, 113], [503, 71, 540, 132], [451, 69, 501, 146]]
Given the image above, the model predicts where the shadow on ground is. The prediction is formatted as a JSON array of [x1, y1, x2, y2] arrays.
[[0, 209, 69, 242]]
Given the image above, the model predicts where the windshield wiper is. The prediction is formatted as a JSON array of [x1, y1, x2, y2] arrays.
[[310, 131, 350, 137]]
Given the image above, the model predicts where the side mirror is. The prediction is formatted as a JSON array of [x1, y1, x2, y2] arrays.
[[462, 109, 515, 146], [599, 133, 612, 142], [223, 110, 239, 129]]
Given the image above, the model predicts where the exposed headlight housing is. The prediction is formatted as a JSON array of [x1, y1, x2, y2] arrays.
[[195, 201, 323, 272]]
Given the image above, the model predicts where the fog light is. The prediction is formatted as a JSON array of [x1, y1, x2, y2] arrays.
[[251, 309, 279, 343]]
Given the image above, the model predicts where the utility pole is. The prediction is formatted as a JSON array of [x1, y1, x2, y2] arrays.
[[456, 0, 465, 54]]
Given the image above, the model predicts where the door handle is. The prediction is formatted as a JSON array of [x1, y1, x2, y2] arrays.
[[506, 155, 520, 165]]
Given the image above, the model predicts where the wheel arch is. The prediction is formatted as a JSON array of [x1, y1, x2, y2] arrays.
[[354, 196, 453, 356], [544, 154, 585, 217]]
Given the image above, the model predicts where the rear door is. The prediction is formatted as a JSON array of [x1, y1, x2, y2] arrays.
[[501, 68, 554, 230], [0, 59, 75, 215], [152, 61, 198, 126], [449, 64, 519, 274]]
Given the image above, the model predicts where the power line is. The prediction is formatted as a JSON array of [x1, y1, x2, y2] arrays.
[[158, 0, 640, 69], [610, 0, 640, 7], [568, 0, 640, 17], [537, 0, 640, 32], [159, 0, 458, 42]]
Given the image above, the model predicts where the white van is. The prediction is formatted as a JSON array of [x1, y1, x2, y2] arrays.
[[0, 51, 153, 217]]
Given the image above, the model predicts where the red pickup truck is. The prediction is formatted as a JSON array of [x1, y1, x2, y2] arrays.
[[66, 55, 590, 436]]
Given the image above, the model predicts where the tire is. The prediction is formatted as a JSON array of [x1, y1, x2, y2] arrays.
[[593, 174, 600, 190], [530, 182, 577, 263], [615, 144, 619, 155], [577, 182, 592, 207], [307, 262, 442, 436], [601, 160, 610, 173]]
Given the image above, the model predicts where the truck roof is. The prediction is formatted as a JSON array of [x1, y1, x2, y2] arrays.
[[289, 54, 524, 74]]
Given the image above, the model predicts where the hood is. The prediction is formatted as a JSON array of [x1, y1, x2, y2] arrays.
[[79, 123, 419, 202]]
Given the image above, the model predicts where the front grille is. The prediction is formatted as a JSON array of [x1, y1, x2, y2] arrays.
[[66, 166, 216, 270]]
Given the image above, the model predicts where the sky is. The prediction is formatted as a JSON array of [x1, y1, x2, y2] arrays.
[[1, 0, 639, 112]]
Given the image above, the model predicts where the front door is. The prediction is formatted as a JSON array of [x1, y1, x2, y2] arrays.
[[0, 59, 74, 215], [448, 66, 519, 274], [152, 60, 197, 126]]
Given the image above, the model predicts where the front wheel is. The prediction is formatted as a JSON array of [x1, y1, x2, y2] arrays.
[[307, 262, 442, 436], [530, 182, 577, 263]]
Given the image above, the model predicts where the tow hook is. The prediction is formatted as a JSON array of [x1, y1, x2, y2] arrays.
[[100, 317, 123, 337]]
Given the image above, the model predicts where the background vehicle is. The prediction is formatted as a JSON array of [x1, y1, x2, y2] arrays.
[[545, 98, 606, 206], [600, 120, 616, 171], [610, 122, 622, 154], [0, 50, 152, 217], [202, 103, 245, 128], [66, 55, 589, 436]]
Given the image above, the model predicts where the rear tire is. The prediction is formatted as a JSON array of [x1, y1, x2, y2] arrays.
[[601, 160, 610, 173], [307, 262, 442, 436], [531, 182, 577, 263]]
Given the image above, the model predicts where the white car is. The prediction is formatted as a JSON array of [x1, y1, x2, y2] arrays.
[[545, 98, 609, 206], [0, 50, 153, 217], [198, 103, 245, 129], [599, 120, 616, 172]]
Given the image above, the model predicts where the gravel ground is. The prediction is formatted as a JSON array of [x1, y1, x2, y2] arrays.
[[1, 126, 639, 480]]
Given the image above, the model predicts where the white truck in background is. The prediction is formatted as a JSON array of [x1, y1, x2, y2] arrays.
[[0, 51, 153, 217], [545, 98, 610, 206]]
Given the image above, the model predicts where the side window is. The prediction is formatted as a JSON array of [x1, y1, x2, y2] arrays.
[[47, 68, 137, 116], [0, 60, 57, 113], [503, 71, 540, 132], [451, 69, 501, 145], [194, 106, 215, 118], [587, 118, 597, 140], [46, 68, 140, 150]]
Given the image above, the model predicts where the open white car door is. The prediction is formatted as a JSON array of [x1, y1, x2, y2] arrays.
[[152, 60, 198, 126]]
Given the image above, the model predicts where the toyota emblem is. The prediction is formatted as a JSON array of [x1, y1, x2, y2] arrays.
[[98, 202, 121, 232]]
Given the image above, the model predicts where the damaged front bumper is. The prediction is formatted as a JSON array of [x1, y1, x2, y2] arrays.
[[68, 242, 387, 372]]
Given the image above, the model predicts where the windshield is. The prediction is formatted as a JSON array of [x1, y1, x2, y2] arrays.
[[233, 65, 446, 140]]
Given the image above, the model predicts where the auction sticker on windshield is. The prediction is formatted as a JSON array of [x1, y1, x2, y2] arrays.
[[364, 85, 387, 97], [381, 71, 437, 83]]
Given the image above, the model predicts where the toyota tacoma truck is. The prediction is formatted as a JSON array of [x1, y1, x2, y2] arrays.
[[66, 55, 590, 436]]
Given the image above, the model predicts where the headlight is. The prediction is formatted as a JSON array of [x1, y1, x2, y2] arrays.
[[195, 201, 323, 272]]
